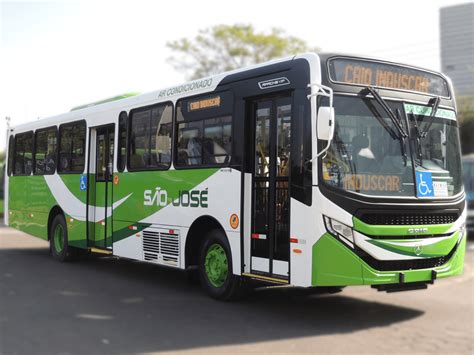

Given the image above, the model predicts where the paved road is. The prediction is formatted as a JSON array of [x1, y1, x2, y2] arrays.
[[0, 226, 473, 355]]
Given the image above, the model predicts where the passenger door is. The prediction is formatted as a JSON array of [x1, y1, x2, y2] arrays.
[[249, 96, 292, 280], [88, 124, 115, 249]]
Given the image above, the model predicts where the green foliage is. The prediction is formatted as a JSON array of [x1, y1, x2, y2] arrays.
[[167, 24, 318, 80], [457, 96, 474, 154]]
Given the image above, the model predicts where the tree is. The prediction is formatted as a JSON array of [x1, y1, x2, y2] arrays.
[[167, 24, 318, 80]]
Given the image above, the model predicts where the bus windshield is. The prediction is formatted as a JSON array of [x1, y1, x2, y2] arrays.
[[321, 95, 463, 198]]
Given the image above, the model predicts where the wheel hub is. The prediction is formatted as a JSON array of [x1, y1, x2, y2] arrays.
[[205, 244, 228, 288], [54, 224, 64, 253]]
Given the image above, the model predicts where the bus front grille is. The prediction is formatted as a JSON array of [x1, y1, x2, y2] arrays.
[[358, 212, 459, 226]]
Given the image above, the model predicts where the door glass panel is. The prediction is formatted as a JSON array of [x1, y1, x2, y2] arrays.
[[252, 103, 271, 258], [108, 131, 114, 181], [255, 107, 271, 178], [96, 133, 106, 181], [277, 103, 291, 177], [275, 101, 291, 261], [251, 98, 292, 270]]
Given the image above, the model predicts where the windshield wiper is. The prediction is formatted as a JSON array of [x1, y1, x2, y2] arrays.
[[364, 87, 408, 139], [418, 96, 441, 139], [395, 108, 409, 166], [411, 96, 441, 164], [361, 87, 409, 165]]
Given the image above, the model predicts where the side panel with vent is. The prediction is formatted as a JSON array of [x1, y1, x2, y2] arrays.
[[141, 226, 181, 267], [111, 168, 242, 274]]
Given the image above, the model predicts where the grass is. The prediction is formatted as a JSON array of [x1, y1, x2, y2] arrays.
[[0, 199, 3, 215]]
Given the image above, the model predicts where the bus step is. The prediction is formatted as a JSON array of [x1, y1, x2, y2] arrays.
[[242, 273, 289, 285], [89, 247, 113, 255]]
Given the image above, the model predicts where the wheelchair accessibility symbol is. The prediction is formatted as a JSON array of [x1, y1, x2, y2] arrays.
[[416, 172, 434, 197], [80, 175, 87, 191]]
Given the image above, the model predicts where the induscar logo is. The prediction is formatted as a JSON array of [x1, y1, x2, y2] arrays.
[[144, 187, 208, 208]]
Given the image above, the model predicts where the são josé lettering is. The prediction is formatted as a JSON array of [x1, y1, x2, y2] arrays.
[[144, 187, 208, 208]]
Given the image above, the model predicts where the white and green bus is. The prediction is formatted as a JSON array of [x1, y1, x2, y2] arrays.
[[4, 53, 467, 299]]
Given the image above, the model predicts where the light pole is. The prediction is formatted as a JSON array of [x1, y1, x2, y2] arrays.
[[3, 116, 11, 224]]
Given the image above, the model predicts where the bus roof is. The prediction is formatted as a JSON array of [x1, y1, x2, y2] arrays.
[[70, 92, 141, 111], [10, 53, 303, 133], [9, 52, 452, 133]]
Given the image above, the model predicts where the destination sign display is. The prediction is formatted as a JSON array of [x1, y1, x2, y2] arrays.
[[179, 91, 233, 122], [328, 58, 450, 97], [342, 174, 401, 192], [188, 96, 221, 111]]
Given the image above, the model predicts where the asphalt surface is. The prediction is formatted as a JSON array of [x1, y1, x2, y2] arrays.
[[0, 226, 473, 355]]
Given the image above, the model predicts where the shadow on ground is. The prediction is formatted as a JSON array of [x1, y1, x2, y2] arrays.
[[0, 247, 423, 354]]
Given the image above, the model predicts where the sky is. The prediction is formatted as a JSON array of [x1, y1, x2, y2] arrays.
[[0, 0, 469, 150]]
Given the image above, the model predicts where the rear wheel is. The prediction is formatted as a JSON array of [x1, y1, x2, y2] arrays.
[[199, 229, 243, 300], [50, 214, 75, 262]]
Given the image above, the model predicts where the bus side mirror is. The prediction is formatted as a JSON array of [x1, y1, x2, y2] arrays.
[[317, 106, 335, 141]]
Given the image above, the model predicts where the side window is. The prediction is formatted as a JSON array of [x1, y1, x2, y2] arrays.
[[203, 116, 232, 164], [117, 111, 127, 172], [128, 103, 172, 170], [7, 135, 14, 176], [177, 121, 202, 165], [176, 116, 232, 166], [58, 121, 86, 173], [14, 132, 34, 175], [34, 127, 57, 175], [175, 91, 233, 168]]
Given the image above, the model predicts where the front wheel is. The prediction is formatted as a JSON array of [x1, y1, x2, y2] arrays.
[[50, 214, 76, 262], [199, 229, 243, 301]]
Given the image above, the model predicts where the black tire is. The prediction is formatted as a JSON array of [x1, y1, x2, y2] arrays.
[[49, 214, 76, 262], [198, 229, 243, 301]]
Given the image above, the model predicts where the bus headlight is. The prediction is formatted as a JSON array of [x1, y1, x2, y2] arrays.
[[324, 216, 355, 246]]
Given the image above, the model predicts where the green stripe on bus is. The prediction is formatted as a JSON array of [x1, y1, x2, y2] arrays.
[[113, 223, 151, 244], [312, 233, 466, 287], [366, 232, 459, 258]]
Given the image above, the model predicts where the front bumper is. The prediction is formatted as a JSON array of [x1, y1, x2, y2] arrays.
[[311, 232, 466, 286]]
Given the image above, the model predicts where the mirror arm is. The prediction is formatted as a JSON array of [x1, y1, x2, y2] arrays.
[[307, 83, 333, 107], [307, 82, 335, 160], [304, 137, 332, 167], [317, 140, 332, 158]]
